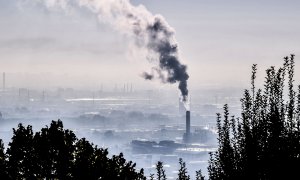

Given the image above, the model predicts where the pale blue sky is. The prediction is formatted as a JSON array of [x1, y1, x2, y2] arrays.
[[0, 0, 299, 90]]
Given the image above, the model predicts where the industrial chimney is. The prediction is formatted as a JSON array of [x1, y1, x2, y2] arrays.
[[185, 110, 191, 143]]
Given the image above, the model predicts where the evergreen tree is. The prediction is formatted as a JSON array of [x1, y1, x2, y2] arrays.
[[177, 158, 190, 180], [156, 161, 167, 180]]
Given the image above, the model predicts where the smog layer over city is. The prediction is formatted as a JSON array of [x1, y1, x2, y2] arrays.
[[1, 0, 300, 179]]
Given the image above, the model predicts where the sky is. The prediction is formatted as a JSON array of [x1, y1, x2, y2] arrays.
[[0, 0, 299, 91]]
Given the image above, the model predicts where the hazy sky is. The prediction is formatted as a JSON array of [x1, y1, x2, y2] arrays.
[[0, 0, 299, 90]]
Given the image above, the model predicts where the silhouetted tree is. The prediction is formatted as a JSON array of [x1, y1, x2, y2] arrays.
[[33, 120, 76, 179], [208, 54, 300, 180], [177, 158, 190, 180], [73, 138, 95, 179], [92, 147, 110, 179], [0, 139, 8, 178], [156, 161, 167, 180], [195, 169, 205, 180], [108, 153, 145, 180], [149, 173, 155, 180], [6, 124, 36, 179], [1, 120, 146, 180]]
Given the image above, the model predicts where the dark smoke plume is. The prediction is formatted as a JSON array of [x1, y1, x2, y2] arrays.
[[142, 17, 189, 99], [39, 0, 189, 101]]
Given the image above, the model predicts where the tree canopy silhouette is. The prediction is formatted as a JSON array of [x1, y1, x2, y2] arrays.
[[0, 120, 146, 180], [208, 54, 300, 180]]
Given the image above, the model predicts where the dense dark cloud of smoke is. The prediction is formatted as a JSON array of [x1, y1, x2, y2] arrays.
[[29, 0, 189, 100], [144, 16, 189, 98]]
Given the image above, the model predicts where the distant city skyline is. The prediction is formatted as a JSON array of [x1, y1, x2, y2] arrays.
[[0, 0, 299, 90]]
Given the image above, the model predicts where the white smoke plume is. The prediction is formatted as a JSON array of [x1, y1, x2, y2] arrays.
[[30, 0, 189, 103]]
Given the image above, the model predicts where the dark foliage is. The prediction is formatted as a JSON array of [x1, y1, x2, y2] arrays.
[[208, 54, 300, 180], [0, 120, 145, 180], [6, 124, 36, 179], [156, 161, 167, 180], [195, 170, 205, 180], [0, 139, 9, 179], [177, 158, 190, 180], [149, 173, 155, 180]]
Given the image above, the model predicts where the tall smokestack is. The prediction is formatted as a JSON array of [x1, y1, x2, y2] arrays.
[[2, 72, 5, 92], [186, 110, 191, 142]]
